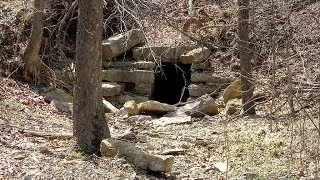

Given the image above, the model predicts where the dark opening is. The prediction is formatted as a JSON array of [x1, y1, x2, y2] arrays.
[[151, 62, 191, 105]]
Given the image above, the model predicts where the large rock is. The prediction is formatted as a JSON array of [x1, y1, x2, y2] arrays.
[[188, 83, 220, 97], [102, 29, 145, 60], [123, 100, 139, 116], [102, 82, 123, 97], [222, 79, 242, 104], [43, 88, 73, 103], [102, 61, 155, 70], [191, 73, 234, 84], [225, 98, 241, 115], [180, 47, 211, 64], [102, 69, 154, 83], [100, 138, 174, 172], [178, 94, 219, 117], [138, 100, 176, 115], [133, 46, 195, 62]]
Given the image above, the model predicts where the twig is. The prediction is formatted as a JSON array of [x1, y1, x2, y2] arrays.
[[294, 95, 320, 134]]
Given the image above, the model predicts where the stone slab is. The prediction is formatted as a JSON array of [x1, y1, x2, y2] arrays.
[[191, 73, 234, 84], [151, 116, 192, 126], [132, 45, 195, 62], [102, 61, 155, 70], [102, 29, 145, 60], [102, 69, 154, 83]]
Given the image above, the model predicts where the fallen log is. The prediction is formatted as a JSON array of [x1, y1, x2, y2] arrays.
[[100, 138, 174, 173]]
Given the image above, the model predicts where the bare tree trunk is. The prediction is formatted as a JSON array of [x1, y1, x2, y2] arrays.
[[73, 0, 111, 154], [22, 0, 53, 85], [237, 0, 255, 115], [285, 12, 294, 116]]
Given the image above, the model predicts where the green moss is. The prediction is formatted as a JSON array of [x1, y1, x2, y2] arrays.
[[270, 149, 281, 158], [69, 150, 84, 158]]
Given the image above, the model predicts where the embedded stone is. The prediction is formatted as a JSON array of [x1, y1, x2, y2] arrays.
[[191, 73, 234, 84], [102, 61, 155, 70], [102, 69, 154, 83]]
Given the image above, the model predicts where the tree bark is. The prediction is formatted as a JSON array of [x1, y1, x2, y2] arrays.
[[73, 0, 111, 154], [237, 0, 255, 115], [22, 0, 53, 85]]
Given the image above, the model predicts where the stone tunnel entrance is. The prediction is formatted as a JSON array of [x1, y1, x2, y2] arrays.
[[151, 62, 191, 105]]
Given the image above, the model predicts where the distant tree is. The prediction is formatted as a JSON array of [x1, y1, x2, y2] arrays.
[[237, 0, 255, 115], [73, 0, 111, 154], [22, 0, 53, 85]]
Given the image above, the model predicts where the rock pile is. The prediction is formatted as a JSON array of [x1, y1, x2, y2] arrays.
[[101, 29, 234, 105], [47, 29, 247, 117]]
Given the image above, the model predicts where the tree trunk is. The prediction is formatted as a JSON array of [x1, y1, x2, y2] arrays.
[[22, 0, 53, 85], [73, 0, 111, 154], [237, 0, 255, 115]]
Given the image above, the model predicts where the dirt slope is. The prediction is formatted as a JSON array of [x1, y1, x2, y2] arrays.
[[1, 79, 319, 179]]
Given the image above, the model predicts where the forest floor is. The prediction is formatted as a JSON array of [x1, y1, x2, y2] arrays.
[[1, 0, 320, 179], [1, 77, 319, 180]]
